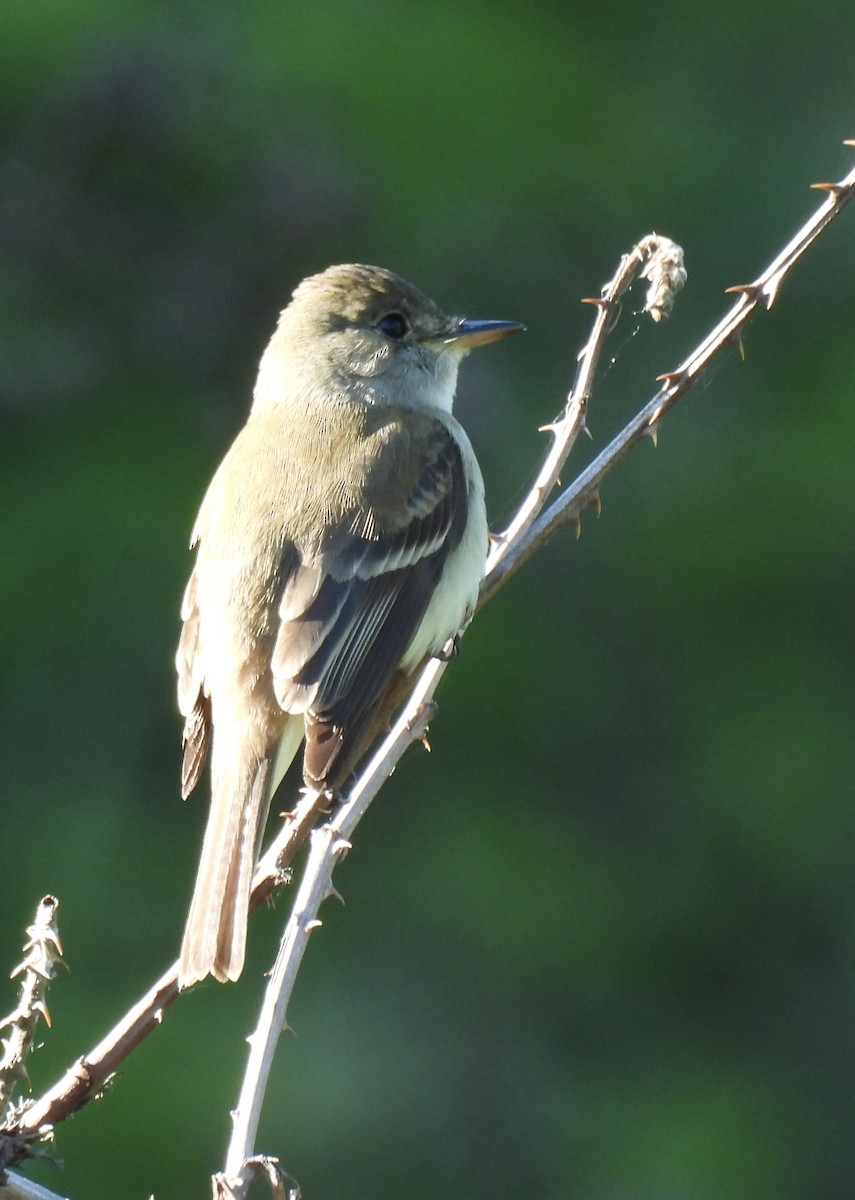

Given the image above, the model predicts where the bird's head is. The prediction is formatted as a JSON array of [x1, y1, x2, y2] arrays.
[[254, 263, 523, 413]]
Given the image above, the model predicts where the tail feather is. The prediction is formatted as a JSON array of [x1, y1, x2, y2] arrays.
[[179, 716, 305, 988], [179, 756, 271, 987]]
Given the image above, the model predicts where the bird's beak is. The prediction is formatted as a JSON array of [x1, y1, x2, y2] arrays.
[[441, 318, 525, 349]]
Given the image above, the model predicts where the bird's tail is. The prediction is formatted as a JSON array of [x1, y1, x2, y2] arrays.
[[178, 750, 273, 987], [179, 717, 305, 988]]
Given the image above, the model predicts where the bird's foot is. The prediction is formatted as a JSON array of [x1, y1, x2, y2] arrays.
[[436, 633, 462, 662]]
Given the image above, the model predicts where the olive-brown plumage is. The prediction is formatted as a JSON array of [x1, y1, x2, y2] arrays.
[[177, 264, 521, 987]]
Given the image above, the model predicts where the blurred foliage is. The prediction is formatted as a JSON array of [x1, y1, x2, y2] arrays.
[[1, 1, 854, 1197]]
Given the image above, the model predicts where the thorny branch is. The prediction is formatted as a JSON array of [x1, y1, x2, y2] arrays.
[[5, 144, 855, 1193], [216, 147, 855, 1199], [0, 898, 63, 1119], [0, 898, 64, 1186], [215, 234, 688, 1197], [213, 154, 855, 1195]]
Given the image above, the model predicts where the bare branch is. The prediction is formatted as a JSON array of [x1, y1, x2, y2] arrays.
[[216, 147, 855, 1190], [483, 152, 855, 603], [481, 232, 684, 602], [0, 1170, 71, 1200], [13, 789, 332, 1137], [218, 697, 437, 1197], [1, 897, 64, 1121], [9, 146, 855, 1185]]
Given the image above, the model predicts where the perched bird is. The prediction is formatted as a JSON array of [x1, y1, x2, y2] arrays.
[[176, 263, 522, 987]]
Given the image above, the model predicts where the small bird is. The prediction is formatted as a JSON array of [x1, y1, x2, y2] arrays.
[[176, 263, 522, 987]]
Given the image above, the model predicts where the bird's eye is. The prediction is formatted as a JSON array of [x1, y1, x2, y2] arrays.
[[376, 312, 409, 340]]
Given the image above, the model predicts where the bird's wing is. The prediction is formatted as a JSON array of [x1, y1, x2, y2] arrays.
[[176, 566, 212, 798], [272, 415, 471, 787]]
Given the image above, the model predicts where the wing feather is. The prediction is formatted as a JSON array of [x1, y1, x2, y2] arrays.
[[271, 418, 469, 786], [176, 567, 212, 797]]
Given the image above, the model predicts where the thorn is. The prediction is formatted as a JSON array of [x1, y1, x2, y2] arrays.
[[332, 836, 352, 856], [326, 886, 345, 905], [305, 919, 323, 932], [734, 331, 746, 361], [419, 733, 432, 753], [810, 181, 843, 195], [589, 493, 602, 517], [572, 516, 582, 540], [647, 403, 666, 426], [538, 421, 562, 435], [487, 531, 507, 548], [580, 296, 612, 310], [582, 422, 593, 441], [725, 283, 761, 300], [654, 370, 684, 388], [34, 999, 52, 1028], [844, 138, 855, 147], [647, 425, 659, 448], [153, 1008, 164, 1024]]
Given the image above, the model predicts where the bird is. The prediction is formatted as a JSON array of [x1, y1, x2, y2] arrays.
[[176, 263, 522, 987]]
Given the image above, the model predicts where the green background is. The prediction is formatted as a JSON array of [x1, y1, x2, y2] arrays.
[[2, 2, 854, 1197]]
